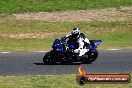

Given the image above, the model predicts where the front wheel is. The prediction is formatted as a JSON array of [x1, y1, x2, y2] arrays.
[[43, 51, 56, 64], [80, 49, 98, 64]]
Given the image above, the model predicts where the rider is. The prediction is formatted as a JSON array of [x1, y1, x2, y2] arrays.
[[64, 27, 90, 56]]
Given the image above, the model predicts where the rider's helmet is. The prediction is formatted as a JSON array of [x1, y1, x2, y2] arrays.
[[71, 27, 80, 38]]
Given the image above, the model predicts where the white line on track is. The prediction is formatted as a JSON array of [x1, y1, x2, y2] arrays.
[[35, 51, 47, 52], [106, 49, 121, 50], [1, 52, 11, 53]]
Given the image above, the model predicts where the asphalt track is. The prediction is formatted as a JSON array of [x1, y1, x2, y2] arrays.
[[0, 49, 132, 76]]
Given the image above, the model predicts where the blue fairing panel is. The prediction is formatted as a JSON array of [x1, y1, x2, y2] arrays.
[[52, 39, 64, 51], [53, 39, 60, 47], [89, 40, 102, 45], [89, 40, 103, 50], [55, 45, 64, 51]]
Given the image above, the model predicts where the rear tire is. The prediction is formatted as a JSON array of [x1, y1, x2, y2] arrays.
[[43, 51, 56, 64]]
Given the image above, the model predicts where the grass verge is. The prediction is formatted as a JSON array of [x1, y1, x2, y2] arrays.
[[0, 74, 131, 88], [0, 0, 132, 15], [0, 19, 132, 51]]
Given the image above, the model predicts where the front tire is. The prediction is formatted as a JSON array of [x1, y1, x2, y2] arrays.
[[80, 49, 98, 64], [43, 51, 56, 64]]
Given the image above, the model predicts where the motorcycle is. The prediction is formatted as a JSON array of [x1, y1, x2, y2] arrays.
[[43, 37, 102, 64]]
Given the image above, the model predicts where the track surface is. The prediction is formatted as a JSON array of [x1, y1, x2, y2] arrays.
[[0, 49, 132, 76]]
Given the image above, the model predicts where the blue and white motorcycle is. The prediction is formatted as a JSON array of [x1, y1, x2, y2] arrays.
[[43, 37, 102, 64]]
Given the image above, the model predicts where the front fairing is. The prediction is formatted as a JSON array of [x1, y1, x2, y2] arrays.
[[89, 40, 103, 50], [52, 39, 65, 52]]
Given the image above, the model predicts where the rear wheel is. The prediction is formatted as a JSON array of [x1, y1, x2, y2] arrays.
[[43, 51, 56, 64], [80, 49, 98, 64]]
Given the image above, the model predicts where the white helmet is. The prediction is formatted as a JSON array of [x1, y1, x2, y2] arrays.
[[71, 27, 80, 37]]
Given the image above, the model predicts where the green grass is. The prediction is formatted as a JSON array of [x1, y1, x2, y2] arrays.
[[0, 74, 131, 88], [0, 0, 132, 15], [0, 19, 131, 33], [0, 38, 53, 51], [0, 19, 132, 51]]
